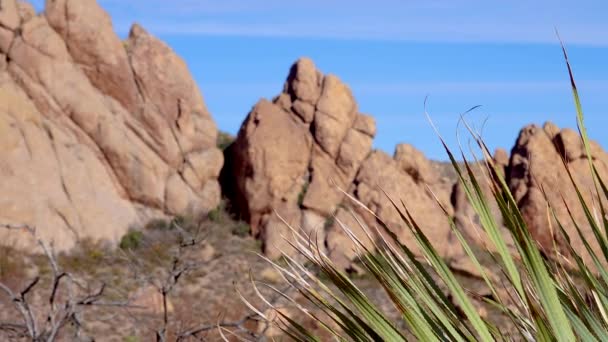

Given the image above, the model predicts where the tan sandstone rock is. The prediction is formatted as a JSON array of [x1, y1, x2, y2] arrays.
[[0, 0, 222, 251], [451, 149, 515, 269], [0, 72, 138, 250], [0, 0, 19, 31], [45, 0, 140, 114], [394, 143, 454, 216], [224, 58, 375, 259], [224, 99, 312, 239], [127, 24, 217, 157], [394, 143, 439, 184], [17, 2, 35, 23], [508, 122, 608, 264], [313, 75, 358, 157], [347, 151, 456, 258], [0, 26, 12, 53]]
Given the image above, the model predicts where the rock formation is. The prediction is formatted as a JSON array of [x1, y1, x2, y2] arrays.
[[223, 58, 376, 259], [450, 148, 517, 273], [326, 147, 458, 270], [225, 66, 608, 273], [0, 0, 222, 251], [3, 0, 605, 278], [452, 122, 608, 268], [508, 122, 608, 264], [223, 61, 465, 267]]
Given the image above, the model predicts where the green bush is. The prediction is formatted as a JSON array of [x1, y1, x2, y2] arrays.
[[297, 181, 309, 206], [217, 131, 235, 150], [208, 201, 227, 223], [248, 46, 608, 341], [231, 221, 251, 237], [0, 245, 25, 282], [119, 230, 144, 250], [144, 218, 171, 231], [59, 238, 110, 275]]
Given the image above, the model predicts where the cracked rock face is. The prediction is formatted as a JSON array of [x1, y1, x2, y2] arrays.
[[326, 149, 458, 270], [508, 122, 608, 265], [222, 58, 375, 259], [452, 122, 608, 270], [223, 58, 463, 267], [0, 0, 222, 251]]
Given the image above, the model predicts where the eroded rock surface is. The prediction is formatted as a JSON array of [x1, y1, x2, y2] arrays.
[[327, 150, 458, 269], [508, 122, 608, 264], [223, 58, 375, 259], [0, 0, 222, 250]]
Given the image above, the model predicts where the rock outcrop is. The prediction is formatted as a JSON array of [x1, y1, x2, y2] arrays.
[[223, 60, 464, 267], [451, 149, 511, 249], [508, 122, 608, 264], [223, 58, 375, 259], [394, 143, 454, 216], [451, 121, 608, 268], [0, 0, 222, 251], [225, 82, 608, 272], [4, 0, 603, 278], [326, 148, 458, 270], [450, 148, 516, 272]]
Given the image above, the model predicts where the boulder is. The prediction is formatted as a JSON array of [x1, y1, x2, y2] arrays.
[[0, 0, 222, 251], [508, 122, 608, 264], [313, 75, 358, 157], [45, 0, 140, 114], [0, 0, 19, 31], [10, 15, 170, 209], [223, 99, 312, 237], [394, 143, 453, 216], [285, 57, 322, 105], [17, 2, 35, 23], [126, 24, 218, 158], [494, 147, 509, 169], [0, 72, 138, 250], [223, 58, 375, 258], [394, 143, 439, 184], [0, 26, 12, 53], [346, 151, 456, 258]]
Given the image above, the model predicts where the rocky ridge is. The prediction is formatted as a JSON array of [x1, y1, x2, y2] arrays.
[[223, 57, 608, 271], [224, 58, 479, 270], [222, 58, 376, 259], [508, 122, 608, 265], [1, 0, 606, 275]]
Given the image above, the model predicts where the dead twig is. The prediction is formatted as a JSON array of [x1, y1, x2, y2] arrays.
[[0, 223, 130, 341]]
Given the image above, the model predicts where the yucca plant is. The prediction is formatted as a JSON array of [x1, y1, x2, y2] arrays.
[[243, 43, 608, 341]]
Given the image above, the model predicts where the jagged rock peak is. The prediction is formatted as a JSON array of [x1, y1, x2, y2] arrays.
[[222, 57, 376, 259]]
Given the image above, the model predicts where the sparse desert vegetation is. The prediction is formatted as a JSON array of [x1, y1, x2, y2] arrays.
[[0, 206, 271, 341], [0, 0, 606, 341]]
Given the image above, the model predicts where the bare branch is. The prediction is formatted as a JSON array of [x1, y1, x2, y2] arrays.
[[20, 277, 40, 298], [0, 223, 133, 341], [78, 283, 106, 305]]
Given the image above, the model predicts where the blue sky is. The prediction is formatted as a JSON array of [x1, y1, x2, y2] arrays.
[[31, 0, 608, 160]]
